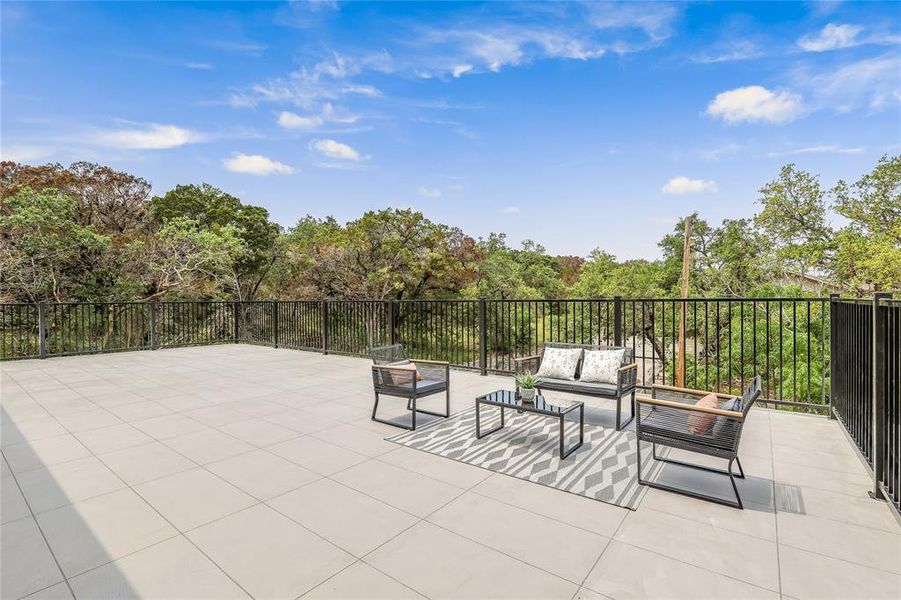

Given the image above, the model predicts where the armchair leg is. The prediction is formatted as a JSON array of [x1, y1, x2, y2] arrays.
[[616, 390, 636, 431], [637, 441, 744, 509], [372, 391, 416, 431]]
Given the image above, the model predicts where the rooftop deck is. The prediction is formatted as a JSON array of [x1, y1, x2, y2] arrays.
[[2, 345, 899, 599]]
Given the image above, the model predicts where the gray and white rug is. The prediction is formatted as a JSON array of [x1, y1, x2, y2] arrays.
[[387, 407, 664, 510]]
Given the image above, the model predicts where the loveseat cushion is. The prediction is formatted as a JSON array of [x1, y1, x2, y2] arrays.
[[539, 378, 618, 396]]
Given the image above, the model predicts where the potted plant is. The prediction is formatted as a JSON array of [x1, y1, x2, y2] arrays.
[[514, 372, 541, 403]]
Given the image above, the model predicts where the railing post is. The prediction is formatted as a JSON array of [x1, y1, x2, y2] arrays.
[[233, 302, 240, 343], [149, 302, 157, 350], [479, 298, 487, 376], [272, 301, 279, 348], [613, 296, 623, 347], [871, 292, 891, 500], [37, 302, 47, 358], [388, 300, 398, 345], [828, 294, 839, 419], [321, 300, 329, 355]]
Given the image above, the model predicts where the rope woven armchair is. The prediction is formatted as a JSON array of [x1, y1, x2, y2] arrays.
[[635, 375, 762, 509], [370, 344, 450, 431]]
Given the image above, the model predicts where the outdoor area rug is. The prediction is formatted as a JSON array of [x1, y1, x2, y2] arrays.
[[387, 407, 665, 510]]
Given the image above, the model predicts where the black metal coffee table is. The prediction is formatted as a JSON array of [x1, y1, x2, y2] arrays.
[[474, 389, 584, 459]]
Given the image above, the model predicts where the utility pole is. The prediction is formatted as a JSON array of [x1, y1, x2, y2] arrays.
[[676, 216, 692, 388]]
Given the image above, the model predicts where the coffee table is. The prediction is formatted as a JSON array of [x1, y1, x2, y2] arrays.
[[474, 389, 584, 459]]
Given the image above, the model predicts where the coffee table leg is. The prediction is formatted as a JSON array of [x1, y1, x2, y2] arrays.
[[560, 406, 584, 459], [475, 401, 505, 439]]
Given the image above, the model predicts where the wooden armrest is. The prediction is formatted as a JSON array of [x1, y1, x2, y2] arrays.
[[652, 384, 733, 400], [636, 394, 744, 419], [410, 359, 449, 366], [372, 363, 417, 372], [513, 354, 541, 363], [618, 362, 638, 372]]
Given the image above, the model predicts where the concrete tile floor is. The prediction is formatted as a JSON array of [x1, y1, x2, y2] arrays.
[[1, 344, 899, 600]]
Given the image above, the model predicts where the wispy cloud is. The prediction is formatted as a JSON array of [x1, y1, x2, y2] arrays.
[[798, 23, 864, 52], [795, 52, 901, 112], [229, 52, 387, 109], [310, 138, 361, 161], [185, 62, 213, 70], [692, 40, 763, 64], [94, 123, 204, 149], [501, 206, 521, 214], [0, 144, 51, 162], [209, 40, 267, 56], [416, 186, 442, 198], [706, 85, 805, 124], [766, 144, 865, 157], [223, 153, 294, 175], [661, 177, 718, 195]]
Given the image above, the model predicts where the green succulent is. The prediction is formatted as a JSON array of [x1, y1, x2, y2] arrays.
[[514, 371, 541, 389]]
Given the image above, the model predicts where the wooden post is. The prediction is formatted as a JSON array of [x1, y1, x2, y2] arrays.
[[676, 216, 692, 388]]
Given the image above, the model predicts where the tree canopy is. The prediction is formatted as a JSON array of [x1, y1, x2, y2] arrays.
[[1, 156, 897, 303]]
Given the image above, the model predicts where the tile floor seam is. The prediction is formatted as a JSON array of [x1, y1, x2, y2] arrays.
[[574, 483, 637, 600], [47, 416, 259, 600], [776, 539, 901, 577], [614, 538, 785, 595], [3, 461, 77, 600], [640, 505, 780, 544], [767, 404, 785, 599], [778, 507, 901, 536], [466, 484, 627, 538]]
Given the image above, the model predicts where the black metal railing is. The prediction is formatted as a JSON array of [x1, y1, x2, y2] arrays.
[[0, 297, 831, 412], [830, 293, 900, 518]]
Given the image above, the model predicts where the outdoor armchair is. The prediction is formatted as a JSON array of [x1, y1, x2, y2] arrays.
[[635, 375, 762, 509], [370, 343, 450, 430]]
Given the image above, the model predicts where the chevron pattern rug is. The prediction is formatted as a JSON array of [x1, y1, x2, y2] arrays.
[[387, 407, 664, 510]]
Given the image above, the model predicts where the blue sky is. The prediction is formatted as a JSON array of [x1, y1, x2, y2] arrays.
[[2, 1, 899, 259]]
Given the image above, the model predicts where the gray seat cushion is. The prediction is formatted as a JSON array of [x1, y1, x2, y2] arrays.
[[384, 378, 446, 395], [538, 378, 619, 396]]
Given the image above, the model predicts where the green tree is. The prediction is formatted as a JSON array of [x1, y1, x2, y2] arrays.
[[149, 184, 281, 300], [832, 155, 901, 290], [0, 187, 109, 302]]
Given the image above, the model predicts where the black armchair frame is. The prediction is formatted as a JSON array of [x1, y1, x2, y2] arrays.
[[635, 376, 761, 509], [370, 344, 450, 431]]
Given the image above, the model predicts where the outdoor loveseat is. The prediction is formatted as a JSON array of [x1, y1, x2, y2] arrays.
[[513, 342, 638, 430], [635, 375, 762, 509], [370, 344, 450, 431]]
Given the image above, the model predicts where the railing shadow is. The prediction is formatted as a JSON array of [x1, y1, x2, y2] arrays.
[[1, 406, 140, 599]]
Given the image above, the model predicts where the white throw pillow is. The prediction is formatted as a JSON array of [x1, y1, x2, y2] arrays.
[[535, 347, 582, 380], [579, 349, 626, 384]]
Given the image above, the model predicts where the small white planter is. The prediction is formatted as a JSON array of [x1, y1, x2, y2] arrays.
[[520, 388, 536, 403]]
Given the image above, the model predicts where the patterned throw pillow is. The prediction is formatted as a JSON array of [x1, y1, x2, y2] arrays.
[[579, 349, 626, 384], [535, 347, 582, 380]]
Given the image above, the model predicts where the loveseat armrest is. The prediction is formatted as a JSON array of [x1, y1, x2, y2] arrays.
[[513, 354, 541, 374], [617, 362, 638, 392]]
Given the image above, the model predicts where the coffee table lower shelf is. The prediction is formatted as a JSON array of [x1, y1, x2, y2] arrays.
[[474, 389, 584, 459]]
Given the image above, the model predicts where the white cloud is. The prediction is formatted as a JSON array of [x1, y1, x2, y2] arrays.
[[501, 206, 521, 214], [661, 177, 718, 195], [706, 85, 804, 124], [95, 123, 204, 149], [278, 111, 324, 129], [311, 138, 361, 160], [798, 23, 863, 52], [417, 186, 442, 198], [223, 153, 294, 175], [185, 62, 213, 70], [452, 64, 473, 78], [767, 144, 865, 157]]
